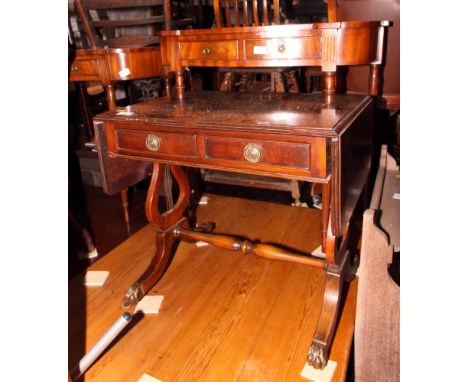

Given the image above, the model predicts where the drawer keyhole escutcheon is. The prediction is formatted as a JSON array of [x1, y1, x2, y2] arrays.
[[146, 134, 161, 151], [202, 47, 211, 54], [277, 40, 286, 53], [243, 143, 263, 163]]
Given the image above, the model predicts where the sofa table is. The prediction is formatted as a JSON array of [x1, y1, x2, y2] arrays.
[[94, 87, 375, 370]]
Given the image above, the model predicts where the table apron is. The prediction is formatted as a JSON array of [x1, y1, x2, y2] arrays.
[[102, 122, 329, 182]]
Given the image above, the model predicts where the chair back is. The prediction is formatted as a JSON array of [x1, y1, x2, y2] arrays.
[[213, 0, 280, 27], [74, 0, 175, 48]]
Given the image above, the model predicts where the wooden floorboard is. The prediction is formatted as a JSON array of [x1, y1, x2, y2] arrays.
[[69, 194, 357, 382]]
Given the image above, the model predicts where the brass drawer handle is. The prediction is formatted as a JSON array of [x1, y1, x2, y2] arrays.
[[202, 47, 211, 54], [145, 134, 161, 152], [277, 40, 285, 53], [72, 65, 79, 71], [243, 143, 263, 163]]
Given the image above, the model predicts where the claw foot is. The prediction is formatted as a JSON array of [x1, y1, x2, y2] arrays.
[[121, 282, 144, 309], [307, 343, 327, 369], [194, 221, 216, 233]]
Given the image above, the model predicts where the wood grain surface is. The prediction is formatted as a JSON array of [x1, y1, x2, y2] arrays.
[[69, 195, 357, 381], [95, 91, 370, 136]]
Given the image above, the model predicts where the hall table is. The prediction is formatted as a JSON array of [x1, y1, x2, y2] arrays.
[[69, 47, 164, 109], [69, 47, 163, 233], [93, 20, 389, 370]]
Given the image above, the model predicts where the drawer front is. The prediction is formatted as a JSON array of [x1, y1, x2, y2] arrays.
[[69, 58, 102, 80], [204, 136, 309, 170], [115, 129, 197, 159], [106, 48, 164, 81], [245, 37, 321, 60], [179, 40, 238, 61]]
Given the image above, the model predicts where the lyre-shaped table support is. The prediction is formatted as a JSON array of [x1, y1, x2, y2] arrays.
[[121, 162, 354, 369], [121, 163, 191, 308]]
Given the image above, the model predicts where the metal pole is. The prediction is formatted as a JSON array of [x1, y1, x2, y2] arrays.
[[71, 312, 133, 380]]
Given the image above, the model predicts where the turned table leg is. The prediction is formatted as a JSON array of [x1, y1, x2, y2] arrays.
[[238, 73, 249, 91], [290, 180, 301, 206], [163, 69, 171, 97], [321, 182, 331, 253], [121, 163, 191, 308], [175, 70, 185, 99], [105, 81, 132, 236], [369, 64, 382, 96], [120, 189, 132, 236], [323, 71, 336, 104], [220, 72, 234, 91], [323, 72, 336, 95], [286, 70, 299, 93], [272, 71, 285, 93]]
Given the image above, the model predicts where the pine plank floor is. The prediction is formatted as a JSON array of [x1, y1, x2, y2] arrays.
[[69, 194, 357, 382]]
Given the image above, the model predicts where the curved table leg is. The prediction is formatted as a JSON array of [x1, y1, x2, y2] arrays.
[[121, 163, 190, 309], [307, 255, 347, 368], [308, 219, 357, 369]]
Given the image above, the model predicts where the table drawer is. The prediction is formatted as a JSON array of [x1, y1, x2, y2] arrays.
[[245, 37, 321, 60], [115, 129, 197, 159], [69, 58, 102, 80], [204, 136, 309, 170], [179, 40, 238, 61]]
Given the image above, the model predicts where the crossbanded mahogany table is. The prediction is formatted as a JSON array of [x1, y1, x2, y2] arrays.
[[93, 20, 389, 369]]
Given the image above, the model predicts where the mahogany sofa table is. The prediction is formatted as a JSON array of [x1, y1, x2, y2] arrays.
[[94, 88, 375, 369], [93, 20, 389, 369]]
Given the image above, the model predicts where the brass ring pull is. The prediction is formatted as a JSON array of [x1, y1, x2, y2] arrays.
[[243, 143, 263, 163], [277, 40, 286, 53], [202, 47, 211, 54], [145, 134, 161, 152]]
